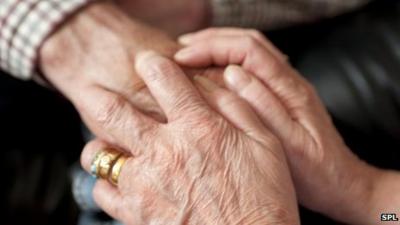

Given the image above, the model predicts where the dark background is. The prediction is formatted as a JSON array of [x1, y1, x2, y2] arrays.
[[1, 0, 399, 224]]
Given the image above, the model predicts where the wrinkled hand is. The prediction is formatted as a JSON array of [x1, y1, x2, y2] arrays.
[[114, 0, 209, 36], [175, 28, 386, 225], [80, 51, 300, 225], [39, 2, 222, 149]]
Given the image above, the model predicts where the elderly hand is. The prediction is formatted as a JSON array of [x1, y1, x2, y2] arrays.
[[174, 28, 399, 225], [39, 2, 224, 151], [80, 51, 300, 225]]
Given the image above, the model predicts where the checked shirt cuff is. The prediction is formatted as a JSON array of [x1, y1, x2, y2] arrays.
[[0, 0, 93, 80]]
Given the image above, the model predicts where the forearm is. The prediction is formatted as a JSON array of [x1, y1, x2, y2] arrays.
[[368, 170, 400, 225], [0, 0, 94, 80], [40, 1, 178, 98], [298, 152, 380, 225], [325, 159, 400, 225], [328, 159, 382, 225]]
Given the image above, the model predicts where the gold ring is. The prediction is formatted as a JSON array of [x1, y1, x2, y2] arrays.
[[91, 149, 121, 179], [110, 155, 128, 186]]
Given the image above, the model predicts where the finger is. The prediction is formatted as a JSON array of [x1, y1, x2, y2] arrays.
[[80, 140, 162, 224], [193, 75, 270, 139], [79, 140, 125, 220], [73, 86, 158, 155], [80, 139, 147, 194], [223, 65, 299, 142], [135, 51, 207, 121], [175, 35, 260, 67], [93, 180, 124, 221], [179, 27, 287, 62], [175, 36, 312, 115], [71, 167, 100, 211], [80, 140, 108, 174]]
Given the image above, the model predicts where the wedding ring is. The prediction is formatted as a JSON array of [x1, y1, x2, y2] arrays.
[[91, 149, 122, 179], [110, 155, 128, 186]]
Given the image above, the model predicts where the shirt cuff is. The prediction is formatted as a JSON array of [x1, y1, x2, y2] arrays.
[[0, 0, 94, 80]]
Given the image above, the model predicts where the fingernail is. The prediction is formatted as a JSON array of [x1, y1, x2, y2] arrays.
[[178, 34, 193, 44], [174, 48, 194, 61], [194, 75, 219, 92], [224, 65, 251, 91]]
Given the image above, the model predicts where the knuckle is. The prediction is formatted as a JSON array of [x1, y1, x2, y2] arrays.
[[40, 36, 71, 71], [196, 110, 219, 129], [288, 135, 325, 165], [119, 157, 143, 191], [245, 82, 268, 102], [128, 126, 154, 154], [297, 144, 325, 165], [267, 56, 285, 76], [173, 91, 207, 117], [219, 91, 241, 109], [177, 107, 218, 137], [95, 95, 126, 129], [241, 35, 261, 50], [145, 56, 176, 82], [295, 82, 317, 105], [202, 27, 218, 36], [264, 134, 283, 151], [247, 29, 264, 39], [80, 141, 102, 167]]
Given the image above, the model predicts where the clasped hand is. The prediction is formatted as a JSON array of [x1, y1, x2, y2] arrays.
[[80, 50, 299, 225], [77, 27, 391, 225], [36, 1, 398, 224]]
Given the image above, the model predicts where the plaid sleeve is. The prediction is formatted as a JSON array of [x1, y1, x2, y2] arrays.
[[210, 0, 371, 29], [0, 0, 93, 80]]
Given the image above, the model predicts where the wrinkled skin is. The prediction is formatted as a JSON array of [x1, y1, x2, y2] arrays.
[[80, 52, 300, 225], [174, 28, 399, 225], [40, 1, 223, 148]]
